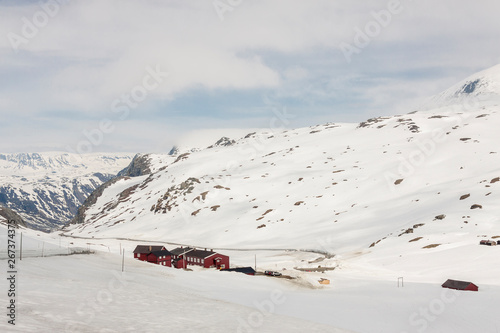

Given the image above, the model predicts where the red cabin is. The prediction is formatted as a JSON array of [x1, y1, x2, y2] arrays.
[[204, 252, 230, 269], [170, 247, 193, 269], [170, 247, 230, 269], [147, 250, 172, 267], [133, 245, 166, 261], [441, 279, 478, 292], [173, 258, 186, 269]]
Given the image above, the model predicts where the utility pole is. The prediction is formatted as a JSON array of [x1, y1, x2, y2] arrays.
[[20, 232, 23, 261], [255, 254, 257, 272], [121, 251, 125, 272]]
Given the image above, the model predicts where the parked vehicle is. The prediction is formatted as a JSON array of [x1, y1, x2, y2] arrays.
[[265, 270, 282, 276]]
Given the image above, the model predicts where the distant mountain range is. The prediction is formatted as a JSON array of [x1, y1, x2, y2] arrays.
[[0, 152, 133, 231]]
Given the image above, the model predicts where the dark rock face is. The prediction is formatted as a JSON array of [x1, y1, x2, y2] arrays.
[[168, 146, 179, 156], [68, 176, 127, 226], [215, 137, 236, 147], [207, 137, 236, 149], [0, 205, 27, 228], [117, 154, 152, 177], [69, 154, 155, 227], [461, 79, 480, 94]]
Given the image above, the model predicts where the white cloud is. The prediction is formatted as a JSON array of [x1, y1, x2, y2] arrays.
[[1, 0, 499, 152]]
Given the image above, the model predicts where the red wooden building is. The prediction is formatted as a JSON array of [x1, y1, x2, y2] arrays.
[[133, 245, 166, 261], [147, 250, 173, 267], [170, 247, 193, 269], [441, 279, 478, 292], [170, 247, 230, 269]]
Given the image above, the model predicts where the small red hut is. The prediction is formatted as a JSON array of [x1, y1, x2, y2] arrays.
[[441, 279, 478, 292]]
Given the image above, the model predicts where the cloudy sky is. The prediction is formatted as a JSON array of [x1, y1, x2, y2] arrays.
[[1, 0, 499, 153]]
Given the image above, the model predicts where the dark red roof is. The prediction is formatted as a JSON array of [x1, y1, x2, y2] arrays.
[[133, 245, 165, 254], [441, 279, 478, 291], [150, 250, 172, 257], [170, 247, 193, 256], [188, 249, 217, 259]]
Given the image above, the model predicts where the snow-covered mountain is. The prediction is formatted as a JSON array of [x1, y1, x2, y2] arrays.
[[423, 63, 500, 109], [0, 152, 133, 231], [65, 65, 500, 262]]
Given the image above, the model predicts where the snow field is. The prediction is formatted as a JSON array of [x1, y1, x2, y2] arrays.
[[2, 226, 500, 332]]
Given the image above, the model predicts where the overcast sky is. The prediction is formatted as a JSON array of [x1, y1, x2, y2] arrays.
[[1, 0, 499, 153]]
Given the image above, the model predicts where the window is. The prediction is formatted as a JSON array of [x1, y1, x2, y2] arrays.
[[201, 259, 204, 264]]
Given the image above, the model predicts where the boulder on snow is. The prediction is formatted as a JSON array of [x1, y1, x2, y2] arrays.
[[459, 194, 470, 200]]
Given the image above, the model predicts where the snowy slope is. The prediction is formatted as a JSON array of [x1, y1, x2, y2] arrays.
[[1, 222, 500, 333], [65, 99, 500, 257], [0, 152, 133, 231]]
